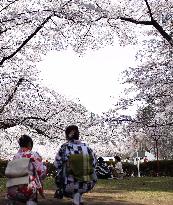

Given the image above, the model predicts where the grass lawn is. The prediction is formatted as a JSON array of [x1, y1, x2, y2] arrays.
[[92, 177, 173, 205], [1, 177, 173, 205]]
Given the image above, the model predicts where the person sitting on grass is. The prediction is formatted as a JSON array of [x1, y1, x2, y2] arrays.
[[113, 156, 124, 179], [95, 157, 112, 179]]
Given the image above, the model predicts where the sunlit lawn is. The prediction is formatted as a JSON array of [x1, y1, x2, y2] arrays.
[[44, 176, 173, 205], [1, 177, 173, 205], [41, 176, 173, 204], [97, 177, 173, 192], [92, 177, 173, 205]]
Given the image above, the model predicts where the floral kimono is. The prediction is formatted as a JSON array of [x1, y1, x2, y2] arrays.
[[54, 140, 97, 198], [7, 148, 46, 202]]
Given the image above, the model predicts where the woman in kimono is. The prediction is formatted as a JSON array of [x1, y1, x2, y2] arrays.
[[7, 135, 46, 205], [54, 125, 97, 205]]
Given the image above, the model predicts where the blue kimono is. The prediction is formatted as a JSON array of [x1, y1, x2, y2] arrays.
[[54, 139, 97, 198]]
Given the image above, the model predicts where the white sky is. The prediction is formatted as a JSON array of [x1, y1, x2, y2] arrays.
[[38, 44, 137, 114]]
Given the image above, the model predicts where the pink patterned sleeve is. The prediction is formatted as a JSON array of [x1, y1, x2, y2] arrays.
[[31, 151, 46, 177]]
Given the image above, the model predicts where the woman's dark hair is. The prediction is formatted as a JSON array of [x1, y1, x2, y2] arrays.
[[114, 156, 121, 162], [65, 125, 79, 140], [18, 135, 33, 148]]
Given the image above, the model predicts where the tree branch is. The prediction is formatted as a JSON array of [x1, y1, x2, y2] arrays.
[[119, 16, 173, 47], [0, 0, 20, 13], [119, 17, 152, 25], [29, 125, 64, 139], [0, 0, 74, 66], [20, 116, 48, 123], [0, 15, 53, 66], [0, 119, 18, 129], [152, 19, 173, 46], [144, 0, 153, 20], [0, 78, 24, 114], [0, 20, 32, 35], [118, 0, 173, 47]]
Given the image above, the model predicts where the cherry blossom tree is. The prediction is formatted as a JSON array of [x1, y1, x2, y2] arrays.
[[1, 0, 173, 160], [1, 0, 116, 67]]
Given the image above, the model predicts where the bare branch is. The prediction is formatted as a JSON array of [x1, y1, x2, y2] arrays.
[[119, 17, 152, 25], [33, 128, 50, 138], [119, 15, 173, 47], [144, 0, 153, 20], [0, 28, 8, 35], [50, 19, 66, 38], [116, 0, 173, 47], [31, 125, 64, 139], [105, 115, 173, 128], [0, 14, 53, 66], [0, 0, 20, 13], [0, 20, 32, 35], [0, 10, 52, 24], [20, 116, 48, 123], [152, 20, 173, 47], [0, 119, 18, 129], [0, 78, 24, 114], [76, 25, 92, 52], [0, 0, 74, 66]]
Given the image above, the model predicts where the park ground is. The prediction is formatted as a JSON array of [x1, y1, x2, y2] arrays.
[[0, 177, 173, 205]]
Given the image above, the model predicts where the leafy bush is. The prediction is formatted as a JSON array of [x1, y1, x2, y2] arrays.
[[122, 162, 138, 177], [140, 160, 173, 177], [45, 161, 57, 177]]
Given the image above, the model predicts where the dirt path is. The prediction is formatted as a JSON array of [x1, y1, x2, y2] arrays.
[[0, 190, 147, 205]]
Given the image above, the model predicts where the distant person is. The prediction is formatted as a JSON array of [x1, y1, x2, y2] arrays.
[[144, 156, 148, 163], [6, 135, 47, 205], [96, 157, 112, 179], [114, 156, 124, 179], [54, 125, 97, 205], [108, 162, 114, 177], [125, 157, 131, 163]]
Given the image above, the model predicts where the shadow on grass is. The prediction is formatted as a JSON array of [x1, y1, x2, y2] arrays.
[[0, 191, 146, 205], [38, 192, 146, 205]]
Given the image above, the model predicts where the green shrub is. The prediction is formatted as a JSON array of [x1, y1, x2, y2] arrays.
[[122, 162, 138, 177], [45, 161, 57, 177], [140, 160, 173, 177]]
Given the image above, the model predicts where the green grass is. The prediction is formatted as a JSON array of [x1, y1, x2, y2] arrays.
[[0, 177, 56, 192], [0, 178, 6, 192], [96, 177, 173, 192], [93, 177, 173, 205], [43, 177, 56, 190], [1, 177, 173, 193], [1, 177, 173, 204]]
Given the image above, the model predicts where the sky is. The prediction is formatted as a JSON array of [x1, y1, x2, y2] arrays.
[[38, 43, 137, 114]]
